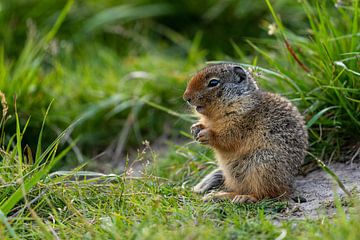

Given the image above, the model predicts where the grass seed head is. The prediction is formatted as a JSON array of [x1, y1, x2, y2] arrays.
[[0, 91, 8, 118]]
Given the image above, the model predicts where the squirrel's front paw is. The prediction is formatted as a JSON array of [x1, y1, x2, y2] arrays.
[[191, 123, 205, 139], [196, 129, 211, 144]]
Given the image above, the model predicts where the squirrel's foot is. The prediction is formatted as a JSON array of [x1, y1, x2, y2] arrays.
[[191, 123, 205, 139], [191, 123, 212, 144], [231, 195, 258, 204], [196, 129, 212, 144], [202, 191, 236, 202], [203, 191, 258, 204]]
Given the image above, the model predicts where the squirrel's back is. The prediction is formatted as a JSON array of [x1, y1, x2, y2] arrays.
[[212, 90, 307, 199]]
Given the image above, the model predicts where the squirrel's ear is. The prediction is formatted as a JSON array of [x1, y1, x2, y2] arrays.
[[233, 66, 247, 83]]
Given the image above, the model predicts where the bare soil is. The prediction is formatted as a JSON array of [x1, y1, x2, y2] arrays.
[[282, 162, 360, 219]]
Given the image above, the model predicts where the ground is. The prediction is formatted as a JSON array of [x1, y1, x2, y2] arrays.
[[287, 162, 360, 219]]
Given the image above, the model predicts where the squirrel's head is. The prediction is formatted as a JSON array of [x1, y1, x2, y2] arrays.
[[183, 63, 258, 115]]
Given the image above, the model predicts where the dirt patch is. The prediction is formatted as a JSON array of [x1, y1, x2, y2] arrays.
[[282, 162, 360, 219]]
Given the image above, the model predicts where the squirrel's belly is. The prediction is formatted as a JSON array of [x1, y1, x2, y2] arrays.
[[217, 150, 294, 198], [221, 165, 291, 198], [222, 166, 253, 195], [217, 157, 251, 194]]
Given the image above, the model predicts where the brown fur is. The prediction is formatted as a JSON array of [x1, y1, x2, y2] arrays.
[[184, 63, 308, 202]]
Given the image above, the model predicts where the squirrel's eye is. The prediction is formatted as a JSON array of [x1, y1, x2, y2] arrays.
[[207, 79, 220, 88]]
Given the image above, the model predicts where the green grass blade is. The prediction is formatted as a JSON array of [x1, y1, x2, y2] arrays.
[[0, 140, 76, 215], [34, 118, 82, 168], [306, 106, 339, 128], [14, 104, 23, 168], [351, 0, 359, 51], [83, 4, 172, 33], [0, 210, 18, 238], [265, 0, 285, 38], [5, 134, 16, 153], [345, 96, 360, 103], [307, 151, 351, 197], [44, 0, 74, 43], [35, 100, 53, 162], [21, 116, 31, 137], [144, 99, 194, 123]]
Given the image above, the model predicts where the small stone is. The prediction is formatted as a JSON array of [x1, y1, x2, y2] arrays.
[[291, 196, 307, 203]]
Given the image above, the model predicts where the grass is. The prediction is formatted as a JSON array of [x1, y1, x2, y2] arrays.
[[1, 116, 360, 239], [0, 0, 360, 239], [1, 0, 357, 162], [0, 25, 195, 166], [238, 0, 360, 161]]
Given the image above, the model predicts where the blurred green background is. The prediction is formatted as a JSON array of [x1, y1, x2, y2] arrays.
[[0, 0, 359, 172], [1, 0, 307, 57]]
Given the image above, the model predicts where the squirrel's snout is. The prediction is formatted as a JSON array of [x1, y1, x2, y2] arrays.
[[183, 91, 192, 104]]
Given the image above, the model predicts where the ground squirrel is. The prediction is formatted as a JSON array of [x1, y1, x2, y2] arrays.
[[183, 63, 308, 203]]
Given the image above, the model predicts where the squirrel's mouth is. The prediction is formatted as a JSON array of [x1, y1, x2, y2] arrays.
[[195, 106, 205, 113]]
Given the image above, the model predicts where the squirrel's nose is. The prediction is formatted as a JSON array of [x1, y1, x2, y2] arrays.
[[183, 92, 192, 103]]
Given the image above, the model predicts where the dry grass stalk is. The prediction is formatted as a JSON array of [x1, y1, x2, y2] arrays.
[[0, 91, 8, 118]]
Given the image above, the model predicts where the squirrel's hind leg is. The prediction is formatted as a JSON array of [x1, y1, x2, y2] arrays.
[[193, 168, 224, 194]]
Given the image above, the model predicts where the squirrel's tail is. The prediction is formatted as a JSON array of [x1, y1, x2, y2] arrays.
[[193, 168, 224, 194]]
